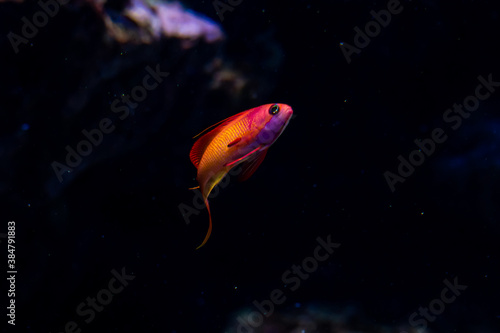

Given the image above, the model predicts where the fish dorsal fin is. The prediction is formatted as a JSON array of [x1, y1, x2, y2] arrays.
[[189, 111, 247, 168], [237, 148, 268, 182]]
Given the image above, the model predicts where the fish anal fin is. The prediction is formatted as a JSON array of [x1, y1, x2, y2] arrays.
[[238, 148, 268, 182], [190, 111, 247, 168]]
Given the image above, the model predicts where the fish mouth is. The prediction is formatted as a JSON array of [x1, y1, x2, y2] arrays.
[[281, 107, 293, 128]]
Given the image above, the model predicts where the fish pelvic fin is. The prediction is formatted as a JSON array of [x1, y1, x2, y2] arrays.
[[238, 148, 268, 182], [224, 147, 261, 167], [188, 186, 200, 190], [196, 198, 212, 250]]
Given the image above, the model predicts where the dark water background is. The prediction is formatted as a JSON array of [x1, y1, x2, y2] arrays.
[[1, 0, 499, 332]]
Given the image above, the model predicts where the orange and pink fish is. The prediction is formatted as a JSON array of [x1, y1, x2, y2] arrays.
[[189, 103, 294, 249]]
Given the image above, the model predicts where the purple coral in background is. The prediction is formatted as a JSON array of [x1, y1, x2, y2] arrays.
[[155, 1, 224, 43], [106, 0, 224, 45]]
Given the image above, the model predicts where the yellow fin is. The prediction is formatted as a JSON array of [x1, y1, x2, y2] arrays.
[[196, 198, 212, 249]]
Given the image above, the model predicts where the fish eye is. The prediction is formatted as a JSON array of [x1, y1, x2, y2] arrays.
[[269, 104, 280, 115]]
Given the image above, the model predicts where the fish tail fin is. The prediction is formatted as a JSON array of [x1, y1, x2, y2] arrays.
[[196, 198, 212, 250]]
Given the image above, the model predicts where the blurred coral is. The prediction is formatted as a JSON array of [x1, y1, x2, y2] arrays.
[[227, 304, 428, 333], [103, 0, 224, 46]]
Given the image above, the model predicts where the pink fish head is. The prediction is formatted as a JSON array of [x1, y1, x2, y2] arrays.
[[253, 103, 294, 147]]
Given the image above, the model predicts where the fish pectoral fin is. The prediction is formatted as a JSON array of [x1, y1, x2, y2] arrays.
[[238, 148, 268, 182], [227, 138, 241, 148], [224, 147, 261, 167]]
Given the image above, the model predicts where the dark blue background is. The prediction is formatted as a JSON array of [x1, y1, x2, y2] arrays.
[[1, 0, 499, 332]]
